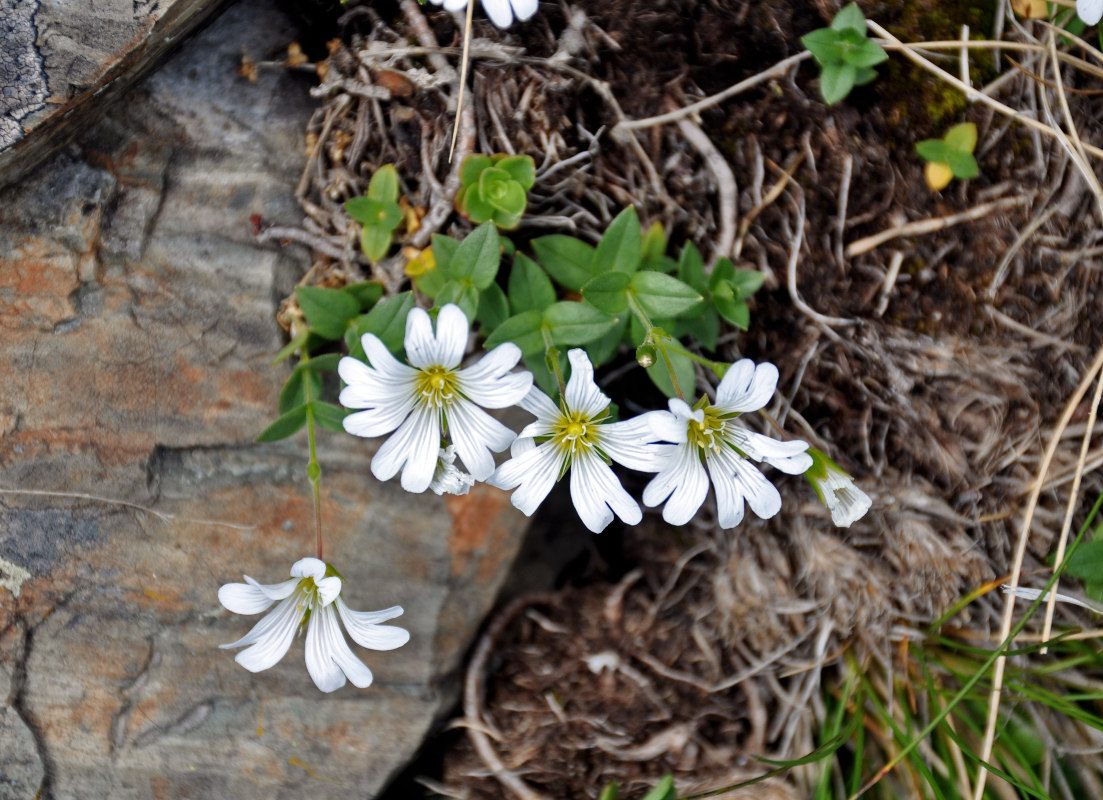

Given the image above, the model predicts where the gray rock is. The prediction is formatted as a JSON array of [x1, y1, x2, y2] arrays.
[[0, 0, 229, 187], [0, 2, 530, 798]]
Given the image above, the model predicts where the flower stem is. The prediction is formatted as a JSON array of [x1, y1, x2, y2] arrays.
[[541, 325, 567, 397], [300, 349, 325, 561], [625, 292, 686, 401]]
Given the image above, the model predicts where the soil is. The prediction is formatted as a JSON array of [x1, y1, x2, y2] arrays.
[[272, 0, 1103, 796]]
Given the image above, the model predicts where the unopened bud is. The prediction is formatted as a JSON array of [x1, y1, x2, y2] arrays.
[[636, 343, 657, 368]]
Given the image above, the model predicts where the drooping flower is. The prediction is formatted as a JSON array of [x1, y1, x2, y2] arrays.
[[1078, 0, 1103, 25], [339, 304, 532, 494], [489, 348, 665, 533], [805, 448, 872, 528], [643, 359, 812, 528], [219, 557, 409, 693], [429, 0, 538, 29], [429, 445, 475, 496]]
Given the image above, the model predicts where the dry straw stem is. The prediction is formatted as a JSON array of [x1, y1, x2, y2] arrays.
[[973, 342, 1103, 800], [866, 20, 1103, 162]]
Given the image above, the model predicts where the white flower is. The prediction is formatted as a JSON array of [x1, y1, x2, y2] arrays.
[[805, 448, 872, 528], [219, 557, 409, 693], [339, 304, 532, 494], [643, 359, 812, 528], [430, 0, 538, 29], [430, 445, 475, 496], [489, 348, 665, 533], [1078, 0, 1103, 25]]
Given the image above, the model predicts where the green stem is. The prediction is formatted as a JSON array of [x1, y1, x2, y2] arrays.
[[625, 292, 686, 402], [300, 350, 325, 561], [540, 324, 566, 397]]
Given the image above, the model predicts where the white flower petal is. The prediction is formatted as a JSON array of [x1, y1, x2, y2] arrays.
[[707, 453, 746, 529], [508, 434, 537, 458], [507, 0, 538, 22], [361, 335, 420, 383], [316, 576, 342, 607], [490, 439, 561, 515], [441, 0, 466, 8], [457, 343, 531, 408], [570, 452, 641, 532], [601, 414, 669, 472], [716, 359, 777, 413], [647, 408, 689, 444], [403, 307, 437, 369], [1079, 0, 1103, 25], [729, 428, 812, 474], [371, 404, 440, 492], [342, 399, 417, 439], [305, 604, 353, 692], [642, 443, 709, 526], [434, 304, 470, 368], [291, 558, 327, 580], [731, 457, 782, 519], [825, 482, 872, 527], [447, 399, 517, 480], [480, 0, 514, 27], [565, 349, 610, 418], [519, 385, 560, 421], [218, 576, 296, 615], [223, 593, 302, 673], [337, 599, 411, 650]]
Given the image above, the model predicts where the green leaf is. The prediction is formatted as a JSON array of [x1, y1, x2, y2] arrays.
[[820, 61, 857, 105], [916, 139, 953, 163], [647, 348, 695, 400], [272, 329, 309, 365], [476, 282, 510, 330], [296, 286, 360, 340], [509, 253, 557, 314], [677, 242, 707, 293], [367, 163, 400, 203], [842, 36, 888, 68], [491, 208, 522, 231], [598, 781, 619, 800], [345, 197, 400, 230], [256, 404, 308, 442], [1066, 539, 1103, 583], [681, 307, 720, 351], [707, 257, 735, 292], [853, 65, 878, 86], [460, 185, 495, 224], [485, 309, 547, 357], [360, 224, 393, 262], [451, 223, 501, 290], [436, 281, 480, 322], [296, 353, 341, 372], [831, 2, 866, 32], [629, 272, 703, 318], [531, 235, 596, 291], [946, 150, 980, 179], [343, 281, 384, 311], [586, 315, 628, 367], [431, 234, 459, 276], [414, 263, 448, 298], [543, 301, 618, 345], [459, 154, 493, 188], [279, 369, 305, 415], [582, 271, 631, 314], [593, 206, 642, 274], [714, 287, 751, 330], [639, 776, 676, 800], [730, 268, 766, 298], [944, 121, 978, 153], [801, 28, 843, 66], [495, 154, 536, 189], [641, 222, 667, 266], [309, 400, 349, 433], [524, 351, 563, 397], [356, 291, 415, 354]]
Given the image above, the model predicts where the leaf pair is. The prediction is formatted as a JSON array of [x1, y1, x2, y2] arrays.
[[414, 223, 503, 322], [801, 3, 888, 105], [345, 164, 403, 261], [915, 122, 979, 191]]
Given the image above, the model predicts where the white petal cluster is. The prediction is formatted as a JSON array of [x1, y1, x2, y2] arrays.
[[805, 448, 872, 528], [219, 558, 409, 693], [489, 349, 665, 533], [429, 445, 476, 496], [643, 359, 812, 528], [1078, 0, 1103, 25], [430, 0, 538, 29], [339, 304, 532, 494]]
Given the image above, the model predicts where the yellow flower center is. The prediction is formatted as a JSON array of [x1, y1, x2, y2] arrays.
[[414, 366, 458, 408], [553, 410, 598, 456], [686, 406, 727, 453]]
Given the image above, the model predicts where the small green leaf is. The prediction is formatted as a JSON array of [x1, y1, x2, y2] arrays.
[[1066, 539, 1103, 582], [414, 263, 448, 298], [257, 404, 308, 442], [842, 36, 888, 68], [451, 223, 501, 290], [543, 301, 618, 345], [279, 369, 305, 415], [593, 205, 642, 275], [820, 61, 857, 105], [436, 281, 480, 322], [944, 121, 978, 153], [296, 286, 360, 340], [853, 65, 878, 86], [831, 2, 866, 32], [598, 780, 619, 800], [360, 224, 394, 263], [495, 154, 536, 189], [367, 163, 400, 203], [916, 139, 953, 163], [582, 272, 631, 314], [531, 235, 596, 291], [801, 28, 844, 66], [641, 222, 667, 266], [431, 234, 459, 276], [509, 253, 556, 314], [586, 315, 628, 367], [296, 353, 342, 373], [272, 329, 309, 365], [343, 281, 384, 311], [460, 186, 496, 224], [946, 150, 979, 180], [629, 272, 703, 318], [476, 282, 510, 330], [714, 286, 751, 330], [683, 307, 720, 351], [356, 291, 415, 354], [459, 154, 493, 188], [309, 400, 349, 433], [677, 242, 707, 293], [647, 346, 695, 397], [524, 351, 563, 397], [730, 268, 766, 298], [485, 310, 546, 357]]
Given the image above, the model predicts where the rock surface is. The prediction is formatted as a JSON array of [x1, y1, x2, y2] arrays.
[[0, 2, 529, 798], [0, 0, 228, 187]]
